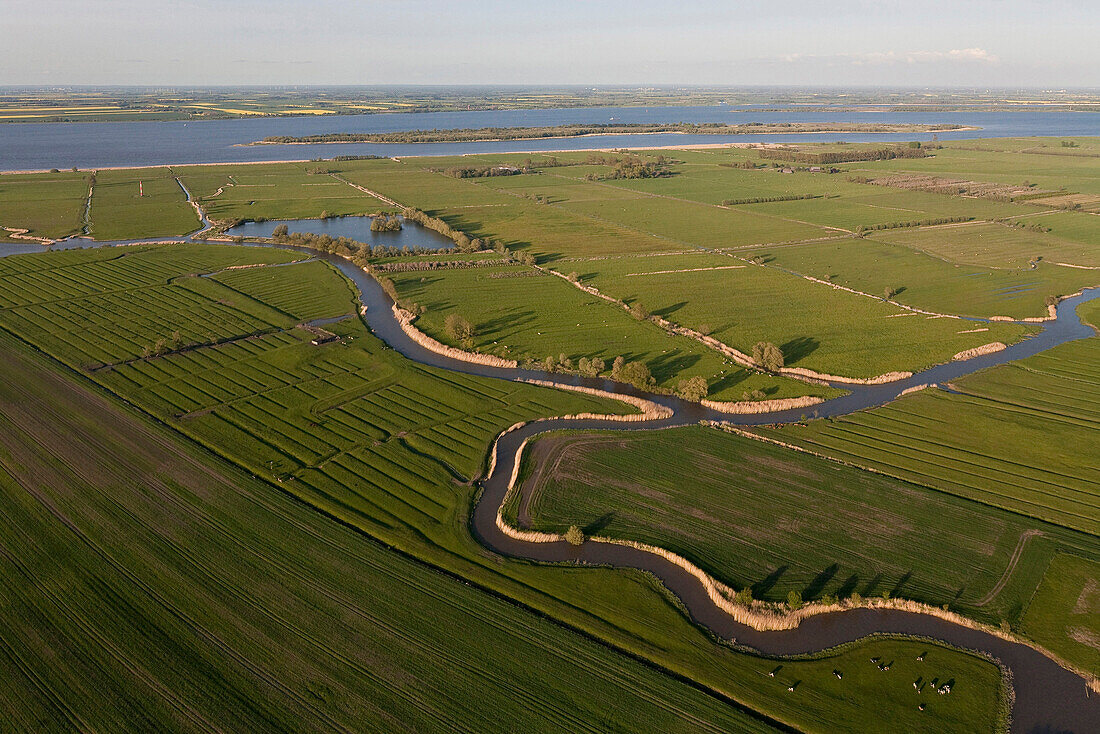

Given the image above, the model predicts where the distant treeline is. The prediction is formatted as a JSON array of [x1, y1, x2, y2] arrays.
[[251, 122, 966, 145], [372, 259, 508, 273], [759, 147, 929, 164], [722, 193, 821, 205], [856, 216, 973, 232], [431, 165, 530, 179]]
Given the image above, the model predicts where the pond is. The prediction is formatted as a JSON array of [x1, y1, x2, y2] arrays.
[[225, 216, 456, 251]]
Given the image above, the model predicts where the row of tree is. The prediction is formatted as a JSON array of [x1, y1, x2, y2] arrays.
[[759, 146, 928, 165]]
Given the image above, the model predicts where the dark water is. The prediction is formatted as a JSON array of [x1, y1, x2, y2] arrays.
[[225, 216, 454, 250], [2, 236, 1098, 730], [3, 106, 1100, 170]]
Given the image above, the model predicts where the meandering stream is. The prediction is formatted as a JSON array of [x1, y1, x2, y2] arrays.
[[3, 236, 1098, 732]]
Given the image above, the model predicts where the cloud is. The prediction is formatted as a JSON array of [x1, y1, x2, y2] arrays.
[[773, 48, 999, 66]]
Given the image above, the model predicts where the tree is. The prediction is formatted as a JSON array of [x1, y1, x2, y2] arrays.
[[611, 356, 626, 379], [883, 286, 898, 300], [566, 271, 579, 283], [629, 301, 649, 320], [787, 590, 803, 611], [272, 223, 289, 238], [734, 587, 753, 606], [617, 361, 654, 390], [444, 314, 474, 343], [578, 356, 604, 377], [564, 525, 585, 546], [676, 376, 708, 402], [558, 353, 573, 371], [850, 592, 862, 606], [542, 355, 557, 373], [752, 342, 784, 372], [742, 388, 766, 401]]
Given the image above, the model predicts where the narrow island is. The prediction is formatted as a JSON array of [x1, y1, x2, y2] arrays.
[[246, 121, 973, 145]]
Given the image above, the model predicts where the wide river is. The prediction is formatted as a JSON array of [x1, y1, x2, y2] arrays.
[[2, 231, 1096, 731], [3, 105, 1100, 170]]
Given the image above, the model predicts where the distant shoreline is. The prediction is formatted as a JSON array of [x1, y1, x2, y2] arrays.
[[243, 123, 977, 147]]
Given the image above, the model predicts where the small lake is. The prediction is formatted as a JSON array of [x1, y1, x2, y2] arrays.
[[225, 216, 456, 251]]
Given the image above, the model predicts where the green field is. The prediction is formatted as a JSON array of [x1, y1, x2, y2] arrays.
[[758, 302, 1100, 535], [574, 251, 1031, 377], [0, 328, 787, 734], [178, 162, 389, 223], [1021, 554, 1100, 676], [739, 237, 1096, 320], [0, 243, 1009, 733], [514, 426, 1100, 627], [389, 261, 831, 401], [88, 167, 201, 240], [0, 170, 89, 241]]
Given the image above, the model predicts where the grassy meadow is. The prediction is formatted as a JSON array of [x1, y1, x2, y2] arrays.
[[389, 261, 831, 401], [757, 302, 1100, 536], [88, 167, 201, 240], [1020, 554, 1100, 677], [514, 426, 1100, 631], [0, 329, 786, 734], [0, 242, 1009, 733]]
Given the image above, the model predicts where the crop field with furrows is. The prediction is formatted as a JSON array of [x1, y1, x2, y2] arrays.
[[757, 300, 1100, 536], [0, 243, 1009, 734], [576, 252, 1032, 378], [388, 262, 830, 401], [88, 167, 201, 240], [177, 163, 389, 223], [513, 426, 1100, 627], [0, 332, 787, 734], [870, 221, 1100, 269], [212, 259, 356, 322], [0, 170, 89, 240], [1020, 554, 1100, 677], [737, 238, 1096, 320]]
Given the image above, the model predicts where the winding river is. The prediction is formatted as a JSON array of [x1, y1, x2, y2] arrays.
[[3, 236, 1099, 732]]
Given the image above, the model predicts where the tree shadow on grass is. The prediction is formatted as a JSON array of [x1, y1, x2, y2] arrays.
[[780, 336, 819, 365], [804, 564, 840, 600], [890, 571, 913, 599], [836, 574, 861, 599], [752, 566, 789, 598], [653, 301, 688, 318], [582, 512, 616, 535], [647, 349, 700, 383], [476, 308, 536, 336]]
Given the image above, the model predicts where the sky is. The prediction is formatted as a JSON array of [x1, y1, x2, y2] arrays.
[[3, 0, 1097, 87]]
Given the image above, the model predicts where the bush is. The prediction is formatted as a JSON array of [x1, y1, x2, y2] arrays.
[[787, 590, 803, 611], [752, 342, 784, 372], [616, 361, 654, 390], [444, 314, 474, 343], [676, 376, 708, 402]]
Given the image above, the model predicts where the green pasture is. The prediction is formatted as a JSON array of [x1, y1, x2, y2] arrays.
[[389, 262, 828, 401], [1021, 554, 1100, 676], [740, 237, 1096, 320], [212, 259, 356, 322], [580, 252, 1032, 378], [88, 167, 201, 240], [0, 170, 88, 240], [759, 300, 1100, 536], [178, 162, 389, 223], [0, 243, 1008, 733], [871, 222, 1100, 269], [0, 331, 784, 734], [515, 427, 1100, 629]]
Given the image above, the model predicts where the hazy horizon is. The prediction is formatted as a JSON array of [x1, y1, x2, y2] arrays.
[[4, 0, 1097, 87]]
